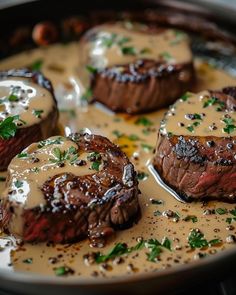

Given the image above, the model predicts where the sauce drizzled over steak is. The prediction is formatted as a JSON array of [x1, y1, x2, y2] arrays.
[[153, 87, 236, 201], [80, 22, 195, 114], [0, 133, 140, 246], [0, 69, 58, 170]]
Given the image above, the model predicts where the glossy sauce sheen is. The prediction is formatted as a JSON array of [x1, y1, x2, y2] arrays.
[[0, 77, 55, 127], [161, 90, 236, 137], [80, 23, 192, 69], [1, 136, 97, 237], [0, 42, 236, 278]]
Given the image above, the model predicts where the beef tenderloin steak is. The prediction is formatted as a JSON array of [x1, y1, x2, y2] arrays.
[[80, 22, 195, 114], [153, 87, 236, 201], [0, 68, 58, 170], [1, 133, 140, 246]]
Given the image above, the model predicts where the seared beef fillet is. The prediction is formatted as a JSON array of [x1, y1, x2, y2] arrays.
[[153, 87, 236, 201], [0, 68, 58, 170], [81, 23, 195, 114], [1, 133, 140, 246]]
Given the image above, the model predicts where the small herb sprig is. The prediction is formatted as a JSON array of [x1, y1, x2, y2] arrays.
[[94, 237, 171, 264], [188, 229, 221, 249], [0, 115, 25, 140], [49, 146, 78, 166], [222, 117, 236, 134], [87, 152, 101, 171], [38, 137, 64, 148], [203, 97, 225, 111]]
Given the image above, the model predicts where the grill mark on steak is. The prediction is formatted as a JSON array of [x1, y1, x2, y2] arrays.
[[1, 133, 140, 246], [153, 88, 236, 202]]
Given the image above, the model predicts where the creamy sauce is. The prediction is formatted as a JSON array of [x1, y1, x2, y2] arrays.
[[161, 90, 236, 137], [1, 136, 102, 237], [80, 23, 192, 69], [0, 77, 55, 128], [0, 42, 236, 278]]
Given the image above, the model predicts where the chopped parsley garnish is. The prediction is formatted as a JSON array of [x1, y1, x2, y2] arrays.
[[145, 238, 171, 262], [91, 161, 101, 171], [0, 176, 6, 182], [136, 171, 149, 181], [160, 51, 172, 61], [22, 258, 33, 264], [226, 209, 236, 224], [100, 33, 117, 48], [121, 46, 136, 55], [38, 137, 64, 148], [183, 215, 198, 223], [188, 229, 221, 249], [154, 210, 162, 216], [117, 37, 131, 46], [8, 94, 18, 102], [49, 146, 78, 165], [135, 117, 153, 127], [0, 116, 22, 140], [17, 152, 28, 158], [54, 266, 74, 276], [203, 97, 225, 111], [32, 109, 44, 118], [180, 92, 191, 101], [14, 180, 23, 188], [216, 208, 228, 215], [170, 30, 185, 45], [86, 65, 97, 74], [87, 152, 101, 171], [142, 128, 151, 135], [186, 121, 200, 133], [81, 88, 93, 102], [94, 237, 171, 264], [222, 117, 236, 134], [31, 167, 40, 173], [141, 143, 153, 152], [30, 59, 43, 71]]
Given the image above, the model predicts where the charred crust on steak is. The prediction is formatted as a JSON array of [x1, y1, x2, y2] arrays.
[[153, 87, 236, 201], [1, 133, 140, 246]]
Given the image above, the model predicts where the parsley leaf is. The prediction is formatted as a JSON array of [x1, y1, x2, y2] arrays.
[[0, 116, 20, 140], [135, 117, 153, 127], [32, 109, 44, 118]]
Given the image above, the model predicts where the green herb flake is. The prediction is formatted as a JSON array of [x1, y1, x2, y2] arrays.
[[121, 46, 136, 55], [188, 229, 208, 249], [136, 171, 149, 181], [30, 59, 43, 71], [17, 152, 28, 158], [222, 117, 236, 134], [140, 47, 152, 54], [186, 121, 200, 133], [154, 210, 162, 216], [180, 92, 191, 101], [81, 88, 93, 102], [162, 237, 172, 250], [22, 258, 33, 264], [203, 97, 225, 110], [0, 116, 19, 140], [38, 137, 64, 148], [0, 176, 6, 182], [216, 208, 228, 215], [183, 215, 198, 223], [8, 94, 18, 102], [135, 117, 153, 127], [91, 161, 101, 171], [86, 65, 97, 74], [32, 109, 44, 118], [14, 180, 23, 188], [54, 266, 74, 276]]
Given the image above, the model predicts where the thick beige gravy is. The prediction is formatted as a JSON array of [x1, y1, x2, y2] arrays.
[[80, 23, 192, 69], [0, 42, 236, 278], [161, 90, 236, 137], [0, 77, 55, 128], [1, 136, 100, 237]]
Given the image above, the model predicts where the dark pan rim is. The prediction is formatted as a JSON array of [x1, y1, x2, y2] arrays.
[[0, 0, 236, 288]]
